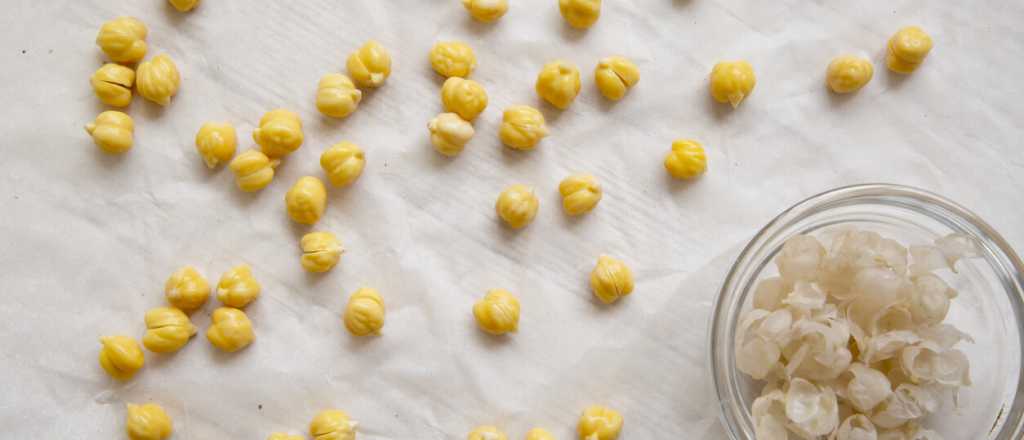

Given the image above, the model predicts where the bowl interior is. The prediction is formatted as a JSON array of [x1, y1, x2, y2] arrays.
[[711, 185, 1024, 440]]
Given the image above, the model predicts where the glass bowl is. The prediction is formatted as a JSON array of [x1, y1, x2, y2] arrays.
[[709, 183, 1024, 439]]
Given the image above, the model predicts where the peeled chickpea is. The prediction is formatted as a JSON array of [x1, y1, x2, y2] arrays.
[[164, 266, 210, 312], [462, 0, 508, 22], [496, 184, 539, 229], [343, 287, 385, 336], [499, 105, 548, 150], [300, 231, 344, 273], [559, 173, 602, 216], [142, 307, 197, 353], [99, 335, 145, 380], [664, 139, 707, 180], [229, 149, 278, 192], [826, 55, 874, 93], [709, 60, 756, 108], [194, 122, 237, 168], [594, 56, 639, 101], [428, 112, 475, 157], [136, 54, 180, 106], [217, 264, 261, 308], [309, 409, 358, 440], [206, 307, 254, 352], [125, 403, 173, 440], [316, 73, 362, 119], [253, 109, 303, 158], [320, 142, 366, 187], [285, 176, 327, 225], [347, 40, 391, 88], [85, 111, 134, 154], [577, 405, 623, 440], [468, 426, 509, 440], [267, 434, 303, 440], [526, 428, 557, 440], [96, 17, 148, 63], [536, 60, 581, 110], [887, 26, 933, 74], [473, 289, 520, 335], [430, 41, 476, 78], [168, 0, 200, 11], [90, 63, 135, 107], [441, 77, 488, 121], [590, 255, 633, 304], [559, 0, 601, 29]]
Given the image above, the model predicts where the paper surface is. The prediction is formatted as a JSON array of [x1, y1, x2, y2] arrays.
[[1, 0, 1023, 438]]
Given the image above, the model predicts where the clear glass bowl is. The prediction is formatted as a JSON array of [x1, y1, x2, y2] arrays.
[[709, 183, 1024, 439]]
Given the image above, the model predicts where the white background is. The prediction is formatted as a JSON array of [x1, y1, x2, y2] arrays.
[[2, 0, 1023, 438]]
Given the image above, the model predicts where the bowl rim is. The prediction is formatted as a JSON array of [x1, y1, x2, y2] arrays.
[[708, 182, 1024, 439]]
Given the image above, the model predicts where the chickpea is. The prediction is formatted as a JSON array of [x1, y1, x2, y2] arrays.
[[559, 173, 602, 216], [85, 111, 134, 154], [577, 405, 623, 440], [559, 0, 601, 29], [428, 112, 475, 157], [430, 41, 477, 78], [499, 105, 548, 150], [462, 0, 509, 23], [826, 55, 874, 94], [316, 73, 362, 119], [206, 307, 254, 352], [309, 409, 358, 440], [343, 288, 385, 336], [136, 54, 181, 106], [536, 60, 581, 109], [217, 264, 261, 308], [347, 40, 391, 88], [285, 176, 327, 225], [594, 56, 639, 101], [468, 426, 509, 440], [194, 122, 237, 168], [300, 231, 344, 273], [164, 266, 210, 312], [496, 184, 539, 229], [142, 307, 197, 353], [526, 428, 557, 440], [229, 149, 278, 192], [473, 289, 520, 335], [709, 60, 756, 108], [168, 0, 200, 12], [441, 77, 489, 121], [590, 255, 633, 304], [90, 63, 135, 107], [253, 109, 303, 158], [887, 26, 933, 74], [320, 142, 366, 187], [96, 17, 148, 63], [125, 403, 173, 440], [663, 139, 707, 180], [98, 335, 145, 380]]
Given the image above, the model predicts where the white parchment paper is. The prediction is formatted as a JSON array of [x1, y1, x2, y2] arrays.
[[1, 0, 1023, 438]]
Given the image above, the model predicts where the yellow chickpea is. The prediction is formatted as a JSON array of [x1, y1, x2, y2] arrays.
[[536, 60, 582, 110], [125, 403, 173, 440], [142, 307, 197, 353], [99, 335, 145, 380], [664, 139, 707, 180], [217, 264, 261, 308], [462, 0, 509, 22], [347, 40, 392, 88], [90, 63, 135, 107], [320, 142, 366, 187], [96, 17, 148, 63], [468, 426, 508, 440], [285, 176, 327, 225], [316, 73, 362, 119], [559, 173, 602, 216], [300, 231, 344, 273], [253, 109, 304, 158], [430, 41, 477, 78], [267, 434, 303, 440], [168, 0, 200, 11], [164, 266, 210, 312], [499, 105, 548, 150], [343, 288, 386, 336], [887, 26, 933, 74], [709, 60, 756, 108], [441, 77, 489, 121], [428, 112, 475, 157], [473, 289, 520, 335], [309, 409, 358, 440], [496, 184, 539, 229], [194, 122, 237, 168], [229, 149, 278, 192], [136, 54, 181, 106], [577, 405, 623, 440], [594, 56, 639, 101], [526, 428, 557, 440], [590, 255, 633, 304], [826, 55, 874, 94], [85, 111, 134, 154], [206, 307, 254, 352], [559, 0, 601, 29]]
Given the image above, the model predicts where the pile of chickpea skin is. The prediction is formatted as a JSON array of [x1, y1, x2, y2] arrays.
[[84, 1, 935, 439]]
